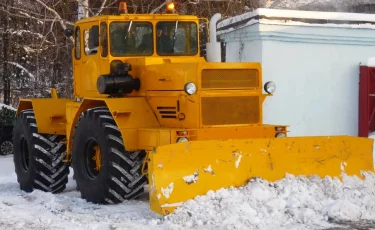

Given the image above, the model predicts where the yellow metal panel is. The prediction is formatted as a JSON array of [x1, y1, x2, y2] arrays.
[[201, 69, 259, 89], [16, 100, 32, 115], [146, 91, 199, 129], [121, 129, 139, 151], [29, 99, 70, 135], [138, 129, 171, 151], [102, 98, 160, 128], [199, 90, 267, 127], [201, 96, 260, 126], [197, 62, 263, 91], [65, 101, 81, 159], [148, 136, 374, 215], [143, 62, 198, 91], [195, 125, 283, 140]]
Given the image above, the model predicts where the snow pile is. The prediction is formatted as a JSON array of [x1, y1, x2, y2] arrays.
[[161, 172, 375, 230]]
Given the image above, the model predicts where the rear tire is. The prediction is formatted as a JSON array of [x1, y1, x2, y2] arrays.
[[72, 107, 147, 204], [13, 109, 70, 193]]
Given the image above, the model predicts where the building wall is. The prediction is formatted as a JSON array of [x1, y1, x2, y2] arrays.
[[219, 21, 375, 137], [223, 24, 263, 63]]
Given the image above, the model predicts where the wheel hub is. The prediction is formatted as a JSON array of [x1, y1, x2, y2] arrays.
[[83, 139, 101, 180], [0, 140, 13, 155], [92, 145, 101, 171]]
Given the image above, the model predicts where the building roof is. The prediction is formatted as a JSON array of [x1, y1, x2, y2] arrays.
[[270, 0, 375, 8], [217, 8, 375, 34]]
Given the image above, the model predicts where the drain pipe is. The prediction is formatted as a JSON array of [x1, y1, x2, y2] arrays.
[[206, 13, 222, 62]]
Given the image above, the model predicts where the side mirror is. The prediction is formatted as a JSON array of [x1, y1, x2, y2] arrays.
[[90, 26, 99, 47], [64, 28, 73, 37]]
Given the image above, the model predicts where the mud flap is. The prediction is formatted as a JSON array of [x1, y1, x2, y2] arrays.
[[147, 136, 374, 215]]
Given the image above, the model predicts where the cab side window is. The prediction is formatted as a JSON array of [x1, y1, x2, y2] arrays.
[[74, 26, 81, 59], [84, 25, 99, 55]]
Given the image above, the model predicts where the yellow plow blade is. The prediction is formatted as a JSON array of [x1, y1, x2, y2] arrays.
[[147, 136, 374, 215]]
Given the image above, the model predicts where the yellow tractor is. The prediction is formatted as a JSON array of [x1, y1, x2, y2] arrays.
[[12, 1, 374, 215]]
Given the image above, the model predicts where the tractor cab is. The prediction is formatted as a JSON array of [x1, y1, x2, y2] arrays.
[[65, 2, 203, 99]]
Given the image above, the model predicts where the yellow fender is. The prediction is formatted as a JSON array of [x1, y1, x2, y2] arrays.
[[17, 98, 70, 135], [148, 136, 374, 215], [65, 97, 161, 159]]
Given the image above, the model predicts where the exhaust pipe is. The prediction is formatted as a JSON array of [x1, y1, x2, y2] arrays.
[[206, 13, 222, 62]]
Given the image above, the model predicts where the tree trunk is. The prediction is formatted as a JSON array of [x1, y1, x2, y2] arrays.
[[2, 1, 10, 105], [78, 0, 89, 19]]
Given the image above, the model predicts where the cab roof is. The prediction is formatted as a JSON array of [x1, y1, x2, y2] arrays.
[[75, 14, 200, 25]]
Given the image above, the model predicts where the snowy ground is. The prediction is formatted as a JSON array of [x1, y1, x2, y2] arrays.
[[1, 156, 375, 229]]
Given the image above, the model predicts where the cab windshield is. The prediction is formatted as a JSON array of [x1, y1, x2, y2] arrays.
[[109, 21, 153, 56], [156, 21, 198, 56], [109, 21, 198, 56]]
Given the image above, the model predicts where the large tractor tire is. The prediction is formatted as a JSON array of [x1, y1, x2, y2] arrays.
[[13, 109, 70, 193], [72, 107, 147, 204]]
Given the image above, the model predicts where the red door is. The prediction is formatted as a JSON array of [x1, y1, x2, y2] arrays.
[[358, 65, 375, 137]]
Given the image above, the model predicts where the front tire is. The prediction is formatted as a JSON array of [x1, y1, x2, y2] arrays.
[[72, 107, 147, 204], [13, 109, 70, 193]]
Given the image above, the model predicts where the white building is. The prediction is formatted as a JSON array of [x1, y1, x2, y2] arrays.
[[217, 8, 375, 137]]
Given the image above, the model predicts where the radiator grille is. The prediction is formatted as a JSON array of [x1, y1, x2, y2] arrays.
[[201, 69, 259, 89], [201, 96, 260, 126]]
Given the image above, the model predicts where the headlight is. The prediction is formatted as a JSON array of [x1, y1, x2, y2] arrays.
[[264, 81, 276, 94], [184, 82, 197, 95], [177, 137, 189, 143], [275, 132, 286, 138]]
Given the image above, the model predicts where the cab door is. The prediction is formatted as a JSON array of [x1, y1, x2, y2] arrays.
[[80, 22, 101, 97]]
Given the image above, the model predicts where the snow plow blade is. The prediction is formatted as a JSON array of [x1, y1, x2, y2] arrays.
[[148, 136, 374, 215]]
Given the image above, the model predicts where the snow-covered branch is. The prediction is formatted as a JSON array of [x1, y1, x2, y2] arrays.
[[5, 62, 35, 81]]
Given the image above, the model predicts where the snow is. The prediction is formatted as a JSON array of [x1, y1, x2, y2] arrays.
[[269, 0, 374, 8], [161, 183, 174, 199], [164, 173, 375, 230], [234, 152, 242, 168], [0, 103, 16, 111], [203, 165, 214, 175], [183, 171, 199, 184], [218, 8, 375, 32], [5, 61, 36, 81], [1, 152, 375, 229]]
